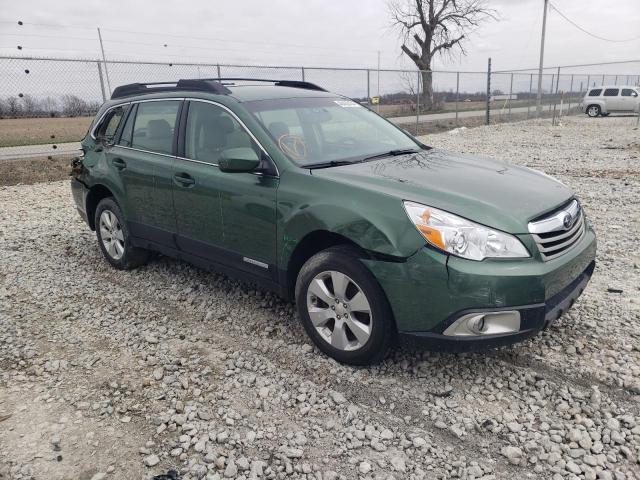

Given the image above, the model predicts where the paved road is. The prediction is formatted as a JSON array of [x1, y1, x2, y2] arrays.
[[0, 142, 81, 161], [0, 104, 562, 161]]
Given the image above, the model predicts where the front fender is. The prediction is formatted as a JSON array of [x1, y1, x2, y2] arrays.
[[277, 170, 426, 267]]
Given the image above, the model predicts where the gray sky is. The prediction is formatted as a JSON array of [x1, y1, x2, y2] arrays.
[[1, 0, 639, 72]]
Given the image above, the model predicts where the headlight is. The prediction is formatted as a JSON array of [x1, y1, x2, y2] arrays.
[[403, 201, 530, 261]]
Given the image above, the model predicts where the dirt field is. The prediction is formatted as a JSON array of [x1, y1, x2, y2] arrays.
[[0, 156, 73, 186], [1, 116, 639, 480], [0, 116, 92, 148]]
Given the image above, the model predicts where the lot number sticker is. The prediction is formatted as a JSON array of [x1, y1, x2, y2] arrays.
[[334, 100, 361, 108]]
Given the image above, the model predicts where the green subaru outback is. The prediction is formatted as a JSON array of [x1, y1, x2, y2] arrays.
[[71, 78, 596, 365]]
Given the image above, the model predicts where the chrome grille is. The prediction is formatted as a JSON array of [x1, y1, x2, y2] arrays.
[[528, 200, 586, 261]]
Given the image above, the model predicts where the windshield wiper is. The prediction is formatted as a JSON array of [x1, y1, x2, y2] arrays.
[[306, 159, 363, 170], [362, 148, 421, 162]]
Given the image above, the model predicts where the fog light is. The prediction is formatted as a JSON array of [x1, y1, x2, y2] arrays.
[[443, 311, 521, 337], [468, 315, 486, 334]]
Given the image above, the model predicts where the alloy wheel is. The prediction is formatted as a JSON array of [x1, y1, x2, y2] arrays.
[[99, 210, 125, 260], [306, 270, 372, 351], [587, 106, 599, 117]]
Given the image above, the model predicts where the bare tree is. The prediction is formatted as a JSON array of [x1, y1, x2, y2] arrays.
[[6, 96, 21, 117], [41, 96, 58, 117], [20, 94, 39, 117], [61, 94, 88, 117], [389, 0, 496, 109]]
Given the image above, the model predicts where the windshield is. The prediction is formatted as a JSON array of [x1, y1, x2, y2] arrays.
[[245, 97, 422, 166]]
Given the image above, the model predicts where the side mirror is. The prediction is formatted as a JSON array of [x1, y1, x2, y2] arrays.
[[219, 148, 261, 173]]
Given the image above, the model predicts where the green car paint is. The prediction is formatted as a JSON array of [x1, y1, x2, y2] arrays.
[[72, 82, 596, 351]]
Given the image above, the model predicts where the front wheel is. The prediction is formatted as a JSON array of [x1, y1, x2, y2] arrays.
[[586, 105, 601, 117], [95, 197, 149, 270], [295, 246, 394, 365]]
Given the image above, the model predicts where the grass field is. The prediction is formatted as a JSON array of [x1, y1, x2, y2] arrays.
[[0, 116, 92, 148], [0, 98, 584, 149]]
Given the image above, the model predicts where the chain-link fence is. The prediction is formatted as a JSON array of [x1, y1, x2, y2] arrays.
[[1, 55, 639, 167]]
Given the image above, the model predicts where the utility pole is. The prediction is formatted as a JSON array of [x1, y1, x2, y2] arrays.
[[97, 28, 112, 95], [536, 0, 549, 116]]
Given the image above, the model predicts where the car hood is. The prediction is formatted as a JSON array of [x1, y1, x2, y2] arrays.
[[311, 149, 573, 234]]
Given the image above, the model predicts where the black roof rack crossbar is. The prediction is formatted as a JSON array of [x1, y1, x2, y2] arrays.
[[217, 78, 326, 92], [110, 77, 326, 100], [110, 79, 232, 99]]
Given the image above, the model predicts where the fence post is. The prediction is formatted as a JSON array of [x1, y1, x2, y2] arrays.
[[587, 75, 591, 89], [216, 64, 221, 80], [601, 74, 605, 85], [415, 71, 420, 135], [455, 71, 460, 125], [614, 75, 617, 85], [552, 66, 560, 123], [527, 73, 533, 119], [486, 58, 491, 125], [568, 74, 574, 112], [366, 70, 370, 103], [548, 73, 555, 112], [301, 67, 305, 81], [508, 73, 513, 120], [96, 61, 107, 102]]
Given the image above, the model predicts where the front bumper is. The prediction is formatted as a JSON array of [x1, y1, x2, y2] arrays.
[[363, 224, 596, 352], [398, 260, 594, 352]]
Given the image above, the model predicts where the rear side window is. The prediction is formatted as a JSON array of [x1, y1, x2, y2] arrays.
[[603, 88, 619, 97], [621, 88, 638, 97], [587, 89, 602, 96], [94, 105, 128, 142], [130, 101, 181, 155]]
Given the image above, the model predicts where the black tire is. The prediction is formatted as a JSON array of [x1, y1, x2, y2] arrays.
[[586, 105, 601, 117], [295, 246, 394, 365], [94, 197, 149, 270]]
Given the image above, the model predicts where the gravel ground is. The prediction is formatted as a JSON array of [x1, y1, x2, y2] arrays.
[[1, 115, 639, 480]]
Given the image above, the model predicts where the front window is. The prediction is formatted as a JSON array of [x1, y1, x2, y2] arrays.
[[245, 97, 422, 166]]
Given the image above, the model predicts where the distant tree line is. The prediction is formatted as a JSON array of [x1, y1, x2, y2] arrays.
[[0, 95, 100, 119]]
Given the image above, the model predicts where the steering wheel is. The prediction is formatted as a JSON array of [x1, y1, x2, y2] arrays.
[[278, 134, 308, 160]]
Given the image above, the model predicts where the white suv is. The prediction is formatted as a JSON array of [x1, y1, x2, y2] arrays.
[[581, 86, 640, 117]]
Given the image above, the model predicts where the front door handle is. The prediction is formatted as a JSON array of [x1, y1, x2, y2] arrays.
[[173, 172, 195, 187], [112, 158, 126, 170]]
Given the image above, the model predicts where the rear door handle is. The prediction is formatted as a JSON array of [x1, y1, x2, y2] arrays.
[[173, 172, 195, 187], [112, 158, 126, 170]]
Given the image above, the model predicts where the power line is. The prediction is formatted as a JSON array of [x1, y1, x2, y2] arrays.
[[549, 2, 640, 43], [495, 58, 640, 73], [1, 19, 381, 55]]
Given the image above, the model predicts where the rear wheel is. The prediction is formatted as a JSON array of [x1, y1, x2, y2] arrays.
[[295, 246, 394, 365], [586, 105, 601, 117], [95, 197, 149, 270]]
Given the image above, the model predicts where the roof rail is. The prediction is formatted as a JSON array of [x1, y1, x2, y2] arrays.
[[110, 79, 231, 99], [217, 78, 327, 92], [110, 77, 327, 100]]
